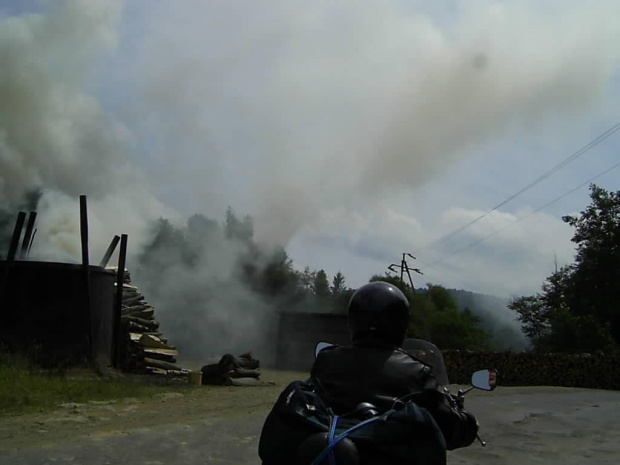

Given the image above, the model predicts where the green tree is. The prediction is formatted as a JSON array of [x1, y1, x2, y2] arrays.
[[510, 185, 620, 353], [509, 295, 549, 345], [367, 276, 490, 350], [313, 269, 330, 298], [256, 246, 299, 297], [562, 185, 620, 343], [330, 271, 347, 296], [298, 266, 316, 294], [225, 206, 240, 240], [423, 285, 491, 351]]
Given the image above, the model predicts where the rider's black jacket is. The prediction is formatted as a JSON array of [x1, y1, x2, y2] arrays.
[[310, 338, 479, 450]]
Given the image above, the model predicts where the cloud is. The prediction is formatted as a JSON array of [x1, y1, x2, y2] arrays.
[[293, 204, 576, 297]]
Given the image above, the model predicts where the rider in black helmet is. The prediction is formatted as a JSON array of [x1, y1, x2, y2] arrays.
[[310, 281, 479, 453]]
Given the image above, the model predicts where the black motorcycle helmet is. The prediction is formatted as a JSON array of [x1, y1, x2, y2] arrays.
[[347, 281, 410, 346]]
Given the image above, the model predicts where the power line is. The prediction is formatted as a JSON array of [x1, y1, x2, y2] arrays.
[[414, 256, 488, 294], [418, 121, 620, 254], [428, 160, 620, 269]]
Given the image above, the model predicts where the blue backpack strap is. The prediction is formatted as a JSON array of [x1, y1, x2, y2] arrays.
[[312, 411, 394, 465]]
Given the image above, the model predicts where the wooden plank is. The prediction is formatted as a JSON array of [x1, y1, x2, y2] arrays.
[[144, 358, 179, 371], [118, 283, 139, 292], [143, 347, 178, 357], [112, 234, 128, 368], [122, 295, 144, 307], [139, 334, 175, 350], [7, 212, 26, 261], [122, 304, 149, 315], [99, 235, 120, 267], [130, 308, 155, 320], [19, 212, 37, 259], [143, 350, 177, 363], [122, 315, 159, 330], [127, 320, 149, 333]]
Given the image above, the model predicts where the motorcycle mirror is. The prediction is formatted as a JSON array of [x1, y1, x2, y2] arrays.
[[471, 369, 498, 391], [315, 342, 334, 358]]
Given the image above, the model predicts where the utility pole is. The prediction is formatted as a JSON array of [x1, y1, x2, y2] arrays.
[[388, 253, 423, 293]]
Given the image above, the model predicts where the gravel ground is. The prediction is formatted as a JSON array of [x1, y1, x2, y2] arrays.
[[0, 370, 618, 464]]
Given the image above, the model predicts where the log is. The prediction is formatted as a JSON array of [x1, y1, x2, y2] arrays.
[[99, 235, 120, 267], [122, 315, 159, 330], [112, 235, 128, 369], [140, 334, 175, 350], [122, 304, 149, 315], [121, 289, 140, 299], [130, 308, 155, 320], [127, 321, 150, 333], [144, 347, 178, 357], [123, 295, 145, 307], [6, 212, 26, 261], [144, 349, 177, 363], [144, 358, 179, 371], [20, 212, 37, 259], [120, 283, 139, 292]]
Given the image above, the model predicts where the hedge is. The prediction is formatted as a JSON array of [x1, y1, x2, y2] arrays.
[[442, 350, 620, 390]]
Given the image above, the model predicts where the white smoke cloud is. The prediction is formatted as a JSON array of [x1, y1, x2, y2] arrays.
[[125, 0, 620, 245], [0, 1, 176, 261]]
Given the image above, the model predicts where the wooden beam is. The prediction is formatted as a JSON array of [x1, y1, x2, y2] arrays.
[[113, 234, 128, 368], [79, 195, 94, 361], [6, 211, 26, 261], [99, 235, 120, 267], [19, 212, 37, 259]]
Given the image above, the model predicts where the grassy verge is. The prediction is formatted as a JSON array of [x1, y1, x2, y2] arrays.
[[0, 355, 186, 416]]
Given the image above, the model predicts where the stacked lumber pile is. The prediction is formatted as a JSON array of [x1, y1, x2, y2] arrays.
[[201, 353, 261, 386], [108, 267, 185, 376]]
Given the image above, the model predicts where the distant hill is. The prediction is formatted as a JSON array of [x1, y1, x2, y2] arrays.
[[448, 289, 530, 351]]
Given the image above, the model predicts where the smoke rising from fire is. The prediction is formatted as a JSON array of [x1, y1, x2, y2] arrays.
[[0, 1, 175, 260], [3, 1, 619, 252], [129, 0, 620, 244]]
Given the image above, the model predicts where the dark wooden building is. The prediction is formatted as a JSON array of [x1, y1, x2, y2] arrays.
[[276, 312, 349, 372], [0, 260, 115, 366]]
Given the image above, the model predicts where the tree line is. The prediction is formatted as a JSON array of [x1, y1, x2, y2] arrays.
[[5, 183, 616, 355], [137, 184, 619, 354], [135, 207, 505, 351]]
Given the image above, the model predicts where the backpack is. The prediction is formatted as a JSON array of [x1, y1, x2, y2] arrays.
[[259, 380, 332, 464], [258, 380, 447, 465]]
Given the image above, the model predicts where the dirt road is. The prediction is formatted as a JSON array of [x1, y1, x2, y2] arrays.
[[0, 370, 618, 464]]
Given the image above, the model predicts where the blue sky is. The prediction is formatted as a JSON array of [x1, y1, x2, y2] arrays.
[[1, 0, 619, 298]]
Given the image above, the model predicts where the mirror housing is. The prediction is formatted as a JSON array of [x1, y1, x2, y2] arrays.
[[471, 369, 498, 391], [315, 342, 334, 358]]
